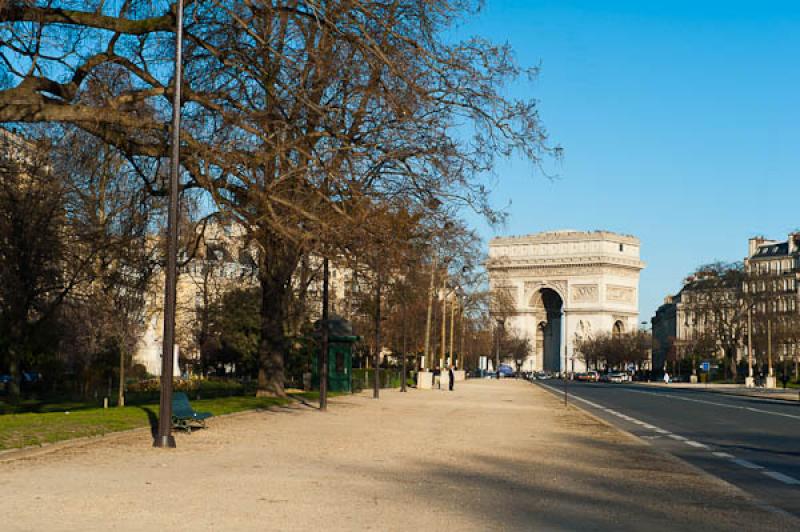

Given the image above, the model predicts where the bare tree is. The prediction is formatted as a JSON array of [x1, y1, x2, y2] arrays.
[[1, 1, 556, 397]]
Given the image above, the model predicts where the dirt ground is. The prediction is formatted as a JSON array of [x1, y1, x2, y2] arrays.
[[0, 379, 796, 531]]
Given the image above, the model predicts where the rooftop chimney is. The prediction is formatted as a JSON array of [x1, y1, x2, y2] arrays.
[[789, 232, 800, 255], [748, 236, 767, 258]]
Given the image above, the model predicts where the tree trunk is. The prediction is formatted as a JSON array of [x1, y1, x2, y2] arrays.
[[7, 354, 21, 402], [255, 230, 300, 398], [118, 347, 125, 407], [727, 348, 737, 382], [6, 323, 23, 402], [257, 272, 289, 397]]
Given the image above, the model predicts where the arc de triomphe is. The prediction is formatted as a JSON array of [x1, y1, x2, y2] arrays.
[[487, 230, 645, 373]]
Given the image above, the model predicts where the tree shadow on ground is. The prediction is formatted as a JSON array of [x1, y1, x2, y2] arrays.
[[138, 407, 158, 439], [341, 442, 797, 532]]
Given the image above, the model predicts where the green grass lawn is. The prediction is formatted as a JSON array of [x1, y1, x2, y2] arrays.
[[0, 394, 310, 451]]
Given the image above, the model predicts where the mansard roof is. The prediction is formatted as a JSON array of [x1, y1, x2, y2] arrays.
[[751, 242, 790, 259]]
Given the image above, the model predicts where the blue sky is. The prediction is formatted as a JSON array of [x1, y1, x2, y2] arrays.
[[458, 0, 800, 321]]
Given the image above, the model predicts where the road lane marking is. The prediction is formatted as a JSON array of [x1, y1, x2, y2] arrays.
[[732, 458, 763, 470], [535, 383, 800, 488], [762, 471, 800, 485], [614, 388, 800, 421]]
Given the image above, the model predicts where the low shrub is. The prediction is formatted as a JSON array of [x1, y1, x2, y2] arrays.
[[352, 369, 403, 391], [126, 378, 244, 403]]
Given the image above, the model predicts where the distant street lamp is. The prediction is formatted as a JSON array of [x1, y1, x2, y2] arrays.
[[154, 0, 185, 449], [746, 307, 755, 388], [423, 251, 437, 370], [494, 318, 504, 375]]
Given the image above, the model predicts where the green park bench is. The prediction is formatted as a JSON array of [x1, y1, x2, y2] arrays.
[[171, 392, 213, 433]]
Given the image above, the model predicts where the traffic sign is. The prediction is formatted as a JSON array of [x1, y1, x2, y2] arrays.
[[700, 361, 710, 372]]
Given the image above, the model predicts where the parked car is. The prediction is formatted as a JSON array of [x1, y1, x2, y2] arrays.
[[607, 372, 630, 383], [498, 364, 515, 378], [533, 371, 553, 380]]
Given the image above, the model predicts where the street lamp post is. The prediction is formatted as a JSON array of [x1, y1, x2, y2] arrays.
[[459, 297, 466, 370], [423, 252, 437, 370], [746, 307, 755, 388], [494, 318, 504, 376], [400, 297, 407, 393], [563, 309, 568, 406], [373, 256, 382, 399], [440, 274, 448, 370], [319, 256, 329, 411], [154, 0, 184, 449], [448, 294, 456, 368]]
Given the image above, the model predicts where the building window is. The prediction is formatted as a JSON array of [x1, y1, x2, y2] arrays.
[[619, 244, 624, 252]]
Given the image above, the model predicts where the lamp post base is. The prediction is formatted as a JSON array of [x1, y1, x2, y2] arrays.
[[153, 434, 176, 448]]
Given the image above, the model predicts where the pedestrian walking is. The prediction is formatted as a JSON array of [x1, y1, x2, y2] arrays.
[[663, 371, 670, 384], [448, 366, 455, 391]]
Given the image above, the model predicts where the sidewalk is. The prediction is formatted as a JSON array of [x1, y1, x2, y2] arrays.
[[638, 381, 800, 401], [0, 379, 796, 531]]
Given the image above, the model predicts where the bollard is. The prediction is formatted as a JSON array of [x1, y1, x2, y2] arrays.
[[103, 397, 108, 409]]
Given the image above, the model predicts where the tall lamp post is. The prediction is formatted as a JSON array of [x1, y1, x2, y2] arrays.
[[746, 307, 755, 388], [423, 252, 437, 370], [494, 318, 504, 375], [154, 0, 184, 448], [319, 257, 329, 411]]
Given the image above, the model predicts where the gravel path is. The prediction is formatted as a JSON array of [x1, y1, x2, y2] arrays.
[[0, 379, 796, 531]]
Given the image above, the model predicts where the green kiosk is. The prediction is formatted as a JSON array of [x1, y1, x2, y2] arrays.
[[312, 317, 360, 393]]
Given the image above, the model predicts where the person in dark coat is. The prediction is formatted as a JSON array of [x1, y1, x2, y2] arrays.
[[448, 366, 455, 391]]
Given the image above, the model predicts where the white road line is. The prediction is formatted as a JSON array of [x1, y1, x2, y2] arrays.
[[762, 471, 800, 485], [616, 388, 800, 421], [732, 458, 764, 470], [536, 383, 800, 488]]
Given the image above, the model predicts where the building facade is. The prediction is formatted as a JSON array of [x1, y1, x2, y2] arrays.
[[651, 232, 800, 375], [744, 234, 800, 367], [487, 230, 645, 373], [134, 223, 259, 376]]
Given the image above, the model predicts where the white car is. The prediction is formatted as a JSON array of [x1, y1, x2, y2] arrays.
[[607, 372, 629, 383]]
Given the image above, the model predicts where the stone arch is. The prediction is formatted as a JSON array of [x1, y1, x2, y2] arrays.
[[612, 320, 625, 338], [528, 282, 566, 309]]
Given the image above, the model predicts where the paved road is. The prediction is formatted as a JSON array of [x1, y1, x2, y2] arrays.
[[537, 380, 800, 519]]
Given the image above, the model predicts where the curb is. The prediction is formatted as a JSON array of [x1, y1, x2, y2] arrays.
[[0, 397, 322, 464], [532, 380, 800, 526], [633, 383, 799, 403]]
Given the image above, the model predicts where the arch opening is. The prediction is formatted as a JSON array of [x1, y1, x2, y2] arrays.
[[612, 320, 625, 338], [533, 288, 563, 372]]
